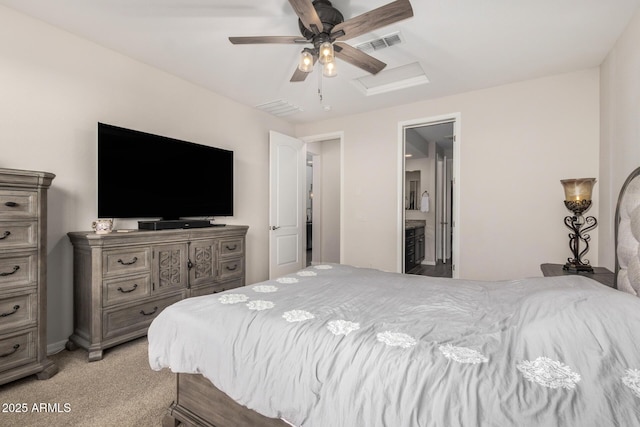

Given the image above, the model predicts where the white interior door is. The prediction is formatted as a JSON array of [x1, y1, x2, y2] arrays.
[[269, 131, 305, 278]]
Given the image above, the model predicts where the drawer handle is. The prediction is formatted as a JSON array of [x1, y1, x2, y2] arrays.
[[225, 244, 238, 251], [117, 257, 138, 266], [117, 284, 138, 293], [0, 231, 10, 240], [4, 201, 19, 208], [0, 266, 19, 277], [0, 305, 20, 317], [225, 264, 238, 271], [0, 344, 19, 358], [140, 306, 158, 316]]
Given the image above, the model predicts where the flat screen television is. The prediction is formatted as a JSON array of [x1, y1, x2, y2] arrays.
[[97, 122, 233, 221]]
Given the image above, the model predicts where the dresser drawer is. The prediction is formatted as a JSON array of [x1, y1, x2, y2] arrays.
[[0, 191, 37, 219], [0, 291, 37, 334], [103, 274, 151, 307], [218, 257, 244, 281], [219, 238, 244, 257], [191, 278, 244, 297], [103, 294, 182, 340], [0, 222, 36, 250], [103, 247, 151, 277], [0, 252, 36, 291], [0, 329, 36, 374]]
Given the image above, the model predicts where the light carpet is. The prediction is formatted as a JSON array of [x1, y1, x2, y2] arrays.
[[0, 337, 173, 426]]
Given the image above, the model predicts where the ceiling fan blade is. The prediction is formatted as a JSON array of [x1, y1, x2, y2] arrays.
[[288, 0, 323, 34], [290, 68, 312, 82], [334, 42, 386, 75], [290, 54, 317, 82], [331, 0, 414, 41], [229, 36, 308, 44]]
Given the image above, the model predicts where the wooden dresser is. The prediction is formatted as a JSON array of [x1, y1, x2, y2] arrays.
[[67, 225, 248, 361], [0, 168, 57, 385]]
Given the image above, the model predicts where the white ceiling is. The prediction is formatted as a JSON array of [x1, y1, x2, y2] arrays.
[[2, 0, 638, 124]]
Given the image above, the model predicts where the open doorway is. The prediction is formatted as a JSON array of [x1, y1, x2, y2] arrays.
[[399, 115, 459, 278], [303, 134, 342, 266]]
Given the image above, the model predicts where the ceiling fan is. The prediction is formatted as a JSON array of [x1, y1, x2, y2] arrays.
[[229, 0, 414, 82]]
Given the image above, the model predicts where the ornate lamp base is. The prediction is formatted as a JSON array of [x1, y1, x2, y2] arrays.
[[563, 262, 594, 274]]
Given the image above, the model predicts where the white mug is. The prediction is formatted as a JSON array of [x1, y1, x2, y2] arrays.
[[92, 219, 113, 234]]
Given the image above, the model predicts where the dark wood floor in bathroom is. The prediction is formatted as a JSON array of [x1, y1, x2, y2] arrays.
[[307, 250, 452, 279], [407, 260, 453, 278]]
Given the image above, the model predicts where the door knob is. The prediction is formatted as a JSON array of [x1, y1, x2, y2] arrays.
[[270, 226, 281, 230]]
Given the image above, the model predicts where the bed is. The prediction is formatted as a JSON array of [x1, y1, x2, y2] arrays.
[[148, 167, 640, 427]]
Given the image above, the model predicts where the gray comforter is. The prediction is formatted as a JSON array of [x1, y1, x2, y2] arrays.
[[148, 264, 640, 426]]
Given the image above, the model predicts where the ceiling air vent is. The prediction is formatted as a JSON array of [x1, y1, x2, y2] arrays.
[[355, 32, 403, 53], [255, 100, 303, 117], [352, 62, 429, 96]]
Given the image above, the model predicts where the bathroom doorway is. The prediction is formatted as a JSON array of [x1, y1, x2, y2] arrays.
[[400, 115, 459, 278]]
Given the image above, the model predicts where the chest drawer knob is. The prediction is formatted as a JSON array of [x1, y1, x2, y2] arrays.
[[140, 306, 158, 316], [225, 264, 238, 271], [0, 344, 19, 358], [117, 284, 138, 294], [4, 201, 18, 208], [0, 305, 20, 318], [117, 257, 138, 266], [225, 244, 237, 251], [0, 231, 10, 240], [0, 265, 19, 277]]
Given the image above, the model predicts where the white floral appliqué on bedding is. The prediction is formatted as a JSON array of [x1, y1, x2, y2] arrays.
[[516, 357, 581, 389], [377, 331, 416, 348], [297, 270, 318, 277], [252, 285, 278, 293], [314, 265, 333, 270], [439, 344, 488, 364], [218, 294, 249, 304], [283, 310, 315, 322], [327, 320, 360, 336], [276, 277, 299, 284], [622, 368, 640, 398], [246, 300, 274, 311]]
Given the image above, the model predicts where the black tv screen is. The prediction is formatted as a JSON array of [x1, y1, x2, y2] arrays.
[[97, 123, 233, 219]]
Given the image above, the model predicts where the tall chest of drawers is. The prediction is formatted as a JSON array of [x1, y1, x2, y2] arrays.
[[67, 225, 248, 361], [0, 168, 57, 385]]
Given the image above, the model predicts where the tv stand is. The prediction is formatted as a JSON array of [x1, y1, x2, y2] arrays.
[[138, 219, 216, 231]]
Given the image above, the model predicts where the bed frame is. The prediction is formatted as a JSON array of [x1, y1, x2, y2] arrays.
[[162, 166, 640, 427], [163, 373, 290, 427]]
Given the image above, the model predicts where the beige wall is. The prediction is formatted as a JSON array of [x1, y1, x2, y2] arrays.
[[0, 6, 294, 350], [296, 69, 600, 280], [599, 9, 640, 271]]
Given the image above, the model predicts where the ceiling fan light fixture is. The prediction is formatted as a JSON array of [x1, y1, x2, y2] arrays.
[[323, 61, 337, 78], [298, 50, 314, 73], [318, 41, 335, 64]]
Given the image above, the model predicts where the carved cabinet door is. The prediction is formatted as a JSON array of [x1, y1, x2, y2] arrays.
[[188, 240, 218, 289], [152, 244, 188, 294]]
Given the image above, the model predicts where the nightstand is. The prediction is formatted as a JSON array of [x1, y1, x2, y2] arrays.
[[540, 263, 615, 288]]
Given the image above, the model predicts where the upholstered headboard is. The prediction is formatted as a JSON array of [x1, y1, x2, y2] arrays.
[[615, 167, 640, 295]]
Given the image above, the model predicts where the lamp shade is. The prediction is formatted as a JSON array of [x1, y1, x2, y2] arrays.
[[561, 178, 596, 202], [322, 61, 337, 77], [298, 51, 314, 73], [318, 41, 334, 64]]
